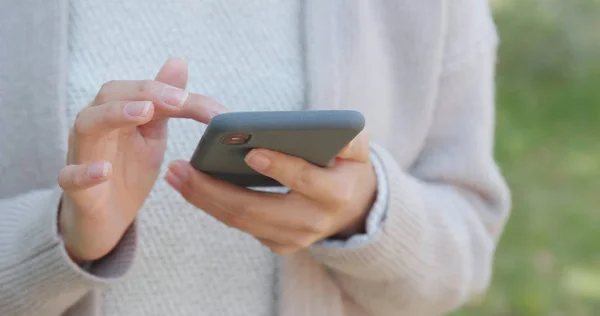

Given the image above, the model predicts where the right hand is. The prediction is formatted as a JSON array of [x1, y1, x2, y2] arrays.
[[57, 58, 228, 262]]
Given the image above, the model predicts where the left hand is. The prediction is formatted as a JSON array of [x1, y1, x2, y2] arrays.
[[165, 132, 377, 255]]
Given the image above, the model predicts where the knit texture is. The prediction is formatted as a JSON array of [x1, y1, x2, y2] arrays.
[[65, 0, 389, 314], [67, 1, 298, 315], [0, 1, 510, 316]]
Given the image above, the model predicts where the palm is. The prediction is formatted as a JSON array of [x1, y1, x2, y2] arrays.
[[60, 60, 188, 261], [98, 123, 168, 219]]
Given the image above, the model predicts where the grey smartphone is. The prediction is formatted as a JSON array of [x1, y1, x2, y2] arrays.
[[189, 110, 365, 187]]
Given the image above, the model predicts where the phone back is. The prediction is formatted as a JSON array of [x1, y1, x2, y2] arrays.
[[189, 110, 365, 187]]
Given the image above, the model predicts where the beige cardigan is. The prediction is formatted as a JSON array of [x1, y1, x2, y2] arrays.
[[0, 0, 510, 315]]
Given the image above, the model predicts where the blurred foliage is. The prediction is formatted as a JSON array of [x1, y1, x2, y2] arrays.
[[451, 0, 600, 315]]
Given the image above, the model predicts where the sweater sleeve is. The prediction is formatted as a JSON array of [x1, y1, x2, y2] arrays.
[[0, 187, 138, 316], [309, 35, 511, 316]]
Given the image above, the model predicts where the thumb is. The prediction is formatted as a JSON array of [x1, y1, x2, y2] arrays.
[[155, 57, 189, 89]]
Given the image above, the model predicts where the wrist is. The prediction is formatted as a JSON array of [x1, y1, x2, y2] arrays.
[[57, 195, 86, 264]]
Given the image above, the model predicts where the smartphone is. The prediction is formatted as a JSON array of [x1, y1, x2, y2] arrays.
[[189, 110, 365, 187]]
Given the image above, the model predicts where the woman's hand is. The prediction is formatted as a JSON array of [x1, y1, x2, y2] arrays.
[[165, 132, 378, 255], [58, 58, 228, 262]]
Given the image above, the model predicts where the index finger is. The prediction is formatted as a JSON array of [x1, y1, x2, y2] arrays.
[[93, 80, 229, 124]]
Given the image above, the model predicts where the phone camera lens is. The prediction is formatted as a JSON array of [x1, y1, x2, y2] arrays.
[[223, 134, 251, 145]]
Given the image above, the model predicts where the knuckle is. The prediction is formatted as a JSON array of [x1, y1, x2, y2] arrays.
[[307, 215, 333, 234], [96, 80, 117, 103], [102, 102, 117, 116], [330, 185, 354, 208], [101, 80, 118, 90], [176, 177, 197, 198], [177, 184, 192, 200], [291, 164, 313, 190], [178, 183, 198, 205], [236, 202, 259, 218], [137, 80, 154, 94], [72, 113, 89, 135]]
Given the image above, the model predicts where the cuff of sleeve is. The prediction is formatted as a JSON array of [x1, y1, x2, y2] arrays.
[[309, 144, 427, 280], [315, 145, 389, 248], [21, 187, 137, 291]]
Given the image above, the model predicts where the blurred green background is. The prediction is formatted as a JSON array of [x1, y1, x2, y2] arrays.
[[453, 0, 600, 315]]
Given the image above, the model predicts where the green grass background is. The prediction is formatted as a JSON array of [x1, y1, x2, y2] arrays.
[[453, 0, 600, 315]]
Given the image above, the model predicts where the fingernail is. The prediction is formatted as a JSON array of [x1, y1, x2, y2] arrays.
[[161, 87, 188, 107], [168, 161, 189, 182], [87, 162, 110, 179], [245, 151, 270, 171], [125, 101, 152, 117]]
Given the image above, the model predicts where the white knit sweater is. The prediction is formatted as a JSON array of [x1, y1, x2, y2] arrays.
[[0, 1, 510, 315], [66, 1, 385, 315]]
